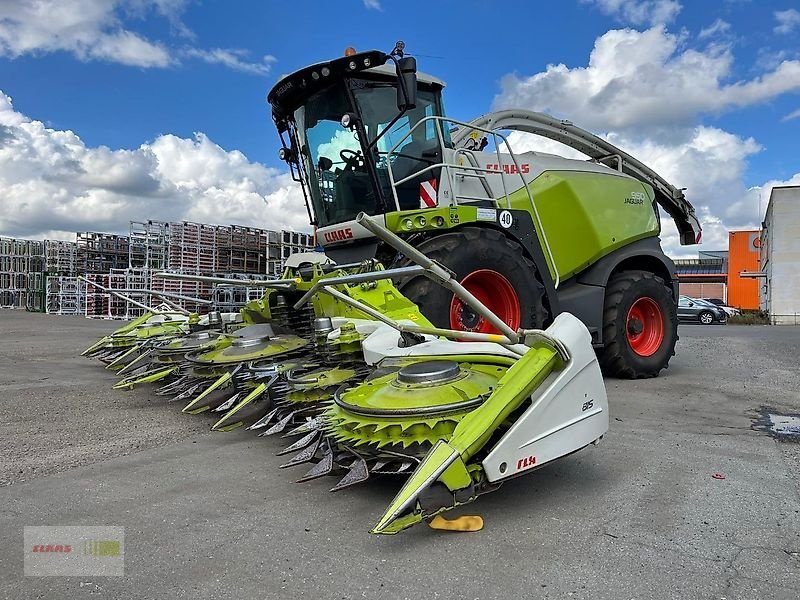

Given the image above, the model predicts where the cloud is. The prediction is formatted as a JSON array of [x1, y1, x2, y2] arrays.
[[584, 0, 682, 26], [494, 26, 800, 131], [774, 8, 800, 34], [363, 0, 382, 9], [698, 18, 731, 39], [0, 1, 276, 76], [494, 24, 800, 257], [0, 0, 173, 67], [0, 91, 309, 241], [782, 107, 800, 122], [183, 48, 277, 75]]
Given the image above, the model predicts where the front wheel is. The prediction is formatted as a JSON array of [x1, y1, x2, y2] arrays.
[[397, 228, 548, 333], [698, 311, 714, 325], [599, 270, 678, 379]]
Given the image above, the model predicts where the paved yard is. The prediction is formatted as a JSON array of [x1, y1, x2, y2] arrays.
[[0, 312, 798, 599]]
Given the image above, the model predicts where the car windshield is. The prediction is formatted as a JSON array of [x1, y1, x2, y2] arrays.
[[293, 78, 446, 227]]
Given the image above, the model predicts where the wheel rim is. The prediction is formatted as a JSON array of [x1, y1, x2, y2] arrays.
[[449, 269, 521, 334], [701, 313, 712, 324], [626, 297, 664, 357]]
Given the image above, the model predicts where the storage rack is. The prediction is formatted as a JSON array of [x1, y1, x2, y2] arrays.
[[45, 276, 86, 315], [211, 273, 272, 312], [129, 220, 169, 270], [77, 232, 129, 273], [3, 223, 313, 319], [0, 237, 46, 311]]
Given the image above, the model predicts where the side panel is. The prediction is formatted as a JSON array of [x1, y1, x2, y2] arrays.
[[508, 171, 660, 281], [482, 312, 608, 482]]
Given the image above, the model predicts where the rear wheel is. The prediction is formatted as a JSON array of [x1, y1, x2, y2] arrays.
[[599, 270, 677, 379], [398, 228, 547, 333]]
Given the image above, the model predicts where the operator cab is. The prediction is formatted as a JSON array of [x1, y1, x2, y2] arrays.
[[268, 46, 448, 231]]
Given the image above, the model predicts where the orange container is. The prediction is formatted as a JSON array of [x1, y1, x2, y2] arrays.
[[727, 230, 761, 309]]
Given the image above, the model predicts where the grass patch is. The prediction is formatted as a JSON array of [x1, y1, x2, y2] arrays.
[[727, 310, 770, 325]]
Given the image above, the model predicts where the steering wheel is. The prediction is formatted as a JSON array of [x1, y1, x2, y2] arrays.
[[339, 149, 363, 170]]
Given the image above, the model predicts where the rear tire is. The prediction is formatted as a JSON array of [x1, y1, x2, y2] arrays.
[[599, 270, 678, 379], [397, 228, 548, 332]]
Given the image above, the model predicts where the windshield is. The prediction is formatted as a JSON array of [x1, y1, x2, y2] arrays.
[[293, 78, 446, 228]]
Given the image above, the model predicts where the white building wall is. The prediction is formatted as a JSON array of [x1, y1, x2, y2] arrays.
[[761, 186, 800, 325]]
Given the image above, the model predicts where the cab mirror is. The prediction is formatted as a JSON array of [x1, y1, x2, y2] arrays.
[[396, 56, 417, 110], [317, 157, 333, 171]]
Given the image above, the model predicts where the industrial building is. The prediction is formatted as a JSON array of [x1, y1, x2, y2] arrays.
[[673, 250, 728, 301], [759, 185, 800, 324], [673, 229, 763, 311], [726, 230, 761, 309]]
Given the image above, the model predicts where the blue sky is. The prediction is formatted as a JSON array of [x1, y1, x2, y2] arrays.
[[1, 0, 799, 255]]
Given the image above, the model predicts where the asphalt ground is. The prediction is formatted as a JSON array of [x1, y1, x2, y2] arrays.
[[0, 311, 798, 600]]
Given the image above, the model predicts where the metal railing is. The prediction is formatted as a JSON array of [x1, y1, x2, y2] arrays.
[[383, 115, 559, 288]]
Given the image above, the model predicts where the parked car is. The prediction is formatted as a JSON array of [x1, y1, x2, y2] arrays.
[[701, 298, 741, 317], [678, 296, 728, 324]]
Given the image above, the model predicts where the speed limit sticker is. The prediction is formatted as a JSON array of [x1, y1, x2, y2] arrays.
[[499, 210, 513, 228]]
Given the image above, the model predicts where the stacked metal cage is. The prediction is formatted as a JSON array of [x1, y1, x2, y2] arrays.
[[0, 237, 46, 311], [2, 221, 314, 319]]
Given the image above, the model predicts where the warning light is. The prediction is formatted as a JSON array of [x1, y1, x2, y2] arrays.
[[344, 47, 357, 57]]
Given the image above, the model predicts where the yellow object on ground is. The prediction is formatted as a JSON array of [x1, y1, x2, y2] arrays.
[[427, 514, 484, 532]]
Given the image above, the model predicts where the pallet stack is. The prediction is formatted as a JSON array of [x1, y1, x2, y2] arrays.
[[43, 240, 80, 315], [77, 232, 129, 273], [0, 237, 46, 311], [2, 221, 313, 319], [210, 273, 273, 313], [45, 276, 86, 316], [129, 221, 169, 271], [279, 231, 315, 276]]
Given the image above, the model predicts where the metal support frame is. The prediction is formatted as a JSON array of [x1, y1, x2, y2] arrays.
[[155, 272, 297, 289], [381, 114, 559, 288], [79, 276, 200, 315], [290, 213, 569, 360], [357, 213, 521, 343]]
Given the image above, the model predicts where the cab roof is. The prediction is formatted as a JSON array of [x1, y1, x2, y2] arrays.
[[267, 49, 445, 122]]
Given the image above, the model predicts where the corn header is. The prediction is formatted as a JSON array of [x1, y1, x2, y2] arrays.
[[84, 214, 608, 535]]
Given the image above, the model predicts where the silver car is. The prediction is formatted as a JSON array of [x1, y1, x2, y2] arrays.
[[678, 296, 727, 325]]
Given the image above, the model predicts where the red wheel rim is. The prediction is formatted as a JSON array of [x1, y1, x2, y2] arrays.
[[449, 269, 521, 334], [626, 297, 664, 357]]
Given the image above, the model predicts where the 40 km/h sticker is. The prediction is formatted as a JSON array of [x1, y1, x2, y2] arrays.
[[499, 210, 513, 228]]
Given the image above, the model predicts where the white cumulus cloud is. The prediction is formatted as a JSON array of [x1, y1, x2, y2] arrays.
[[0, 0, 173, 67], [495, 25, 800, 257], [0, 1, 277, 75], [0, 91, 309, 241], [495, 26, 800, 132], [584, 0, 682, 26], [774, 8, 800, 35]]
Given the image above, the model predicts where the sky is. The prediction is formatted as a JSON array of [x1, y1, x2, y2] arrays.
[[0, 0, 799, 257]]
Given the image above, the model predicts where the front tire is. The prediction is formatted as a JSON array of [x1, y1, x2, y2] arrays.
[[599, 270, 678, 379], [698, 311, 714, 325], [397, 228, 548, 333]]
